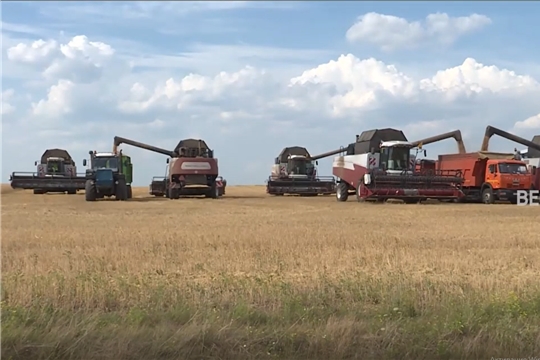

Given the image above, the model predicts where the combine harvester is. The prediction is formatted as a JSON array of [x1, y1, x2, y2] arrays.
[[9, 149, 86, 194], [83, 150, 134, 201], [113, 136, 225, 199], [266, 146, 338, 196], [331, 128, 467, 203]]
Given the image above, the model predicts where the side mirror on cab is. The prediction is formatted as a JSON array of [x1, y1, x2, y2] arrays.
[[424, 150, 427, 157], [166, 158, 170, 164], [34, 161, 38, 166], [83, 159, 87, 166], [316, 161, 318, 165]]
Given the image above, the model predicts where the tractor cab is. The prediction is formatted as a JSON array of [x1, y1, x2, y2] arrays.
[[83, 152, 120, 171], [287, 155, 317, 178]]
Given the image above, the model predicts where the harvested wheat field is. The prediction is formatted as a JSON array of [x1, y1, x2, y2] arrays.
[[2, 184, 540, 359]]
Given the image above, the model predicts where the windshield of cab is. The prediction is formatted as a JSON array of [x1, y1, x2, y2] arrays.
[[498, 163, 528, 174], [287, 158, 311, 175], [93, 156, 118, 170], [380, 147, 410, 171]]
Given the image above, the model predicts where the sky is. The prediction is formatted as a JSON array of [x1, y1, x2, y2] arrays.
[[2, 1, 540, 186]]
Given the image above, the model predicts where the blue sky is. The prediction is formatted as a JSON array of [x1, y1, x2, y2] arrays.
[[2, 1, 540, 185]]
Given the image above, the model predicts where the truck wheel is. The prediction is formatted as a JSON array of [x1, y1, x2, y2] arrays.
[[482, 187, 494, 204], [336, 182, 349, 202], [127, 185, 132, 199], [85, 180, 97, 202], [115, 179, 128, 201]]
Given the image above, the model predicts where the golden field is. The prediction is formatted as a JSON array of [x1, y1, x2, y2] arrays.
[[2, 184, 540, 359]]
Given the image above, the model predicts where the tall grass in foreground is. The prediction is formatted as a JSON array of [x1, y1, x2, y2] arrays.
[[2, 186, 540, 359]]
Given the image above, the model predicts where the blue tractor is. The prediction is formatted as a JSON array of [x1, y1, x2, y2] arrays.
[[83, 150, 133, 202]]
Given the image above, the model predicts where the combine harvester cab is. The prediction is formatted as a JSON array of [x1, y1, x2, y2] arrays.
[[113, 136, 225, 200], [83, 150, 133, 201], [478, 125, 540, 203], [266, 146, 338, 196], [332, 128, 467, 203], [9, 148, 86, 194]]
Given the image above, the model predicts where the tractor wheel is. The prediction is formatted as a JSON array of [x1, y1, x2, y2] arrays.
[[482, 187, 494, 204], [127, 185, 133, 199], [336, 183, 349, 202], [115, 179, 128, 201], [85, 180, 97, 201]]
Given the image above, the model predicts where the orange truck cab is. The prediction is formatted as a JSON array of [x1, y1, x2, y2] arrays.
[[437, 152, 531, 204]]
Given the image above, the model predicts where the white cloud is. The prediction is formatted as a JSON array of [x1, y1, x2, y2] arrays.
[[346, 12, 492, 51], [514, 114, 540, 130], [3, 34, 540, 186], [1, 89, 16, 115], [7, 38, 58, 64], [31, 79, 74, 117]]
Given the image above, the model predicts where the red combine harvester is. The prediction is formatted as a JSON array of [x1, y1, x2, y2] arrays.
[[266, 146, 338, 196], [113, 136, 225, 199], [331, 128, 467, 203], [480, 126, 540, 192]]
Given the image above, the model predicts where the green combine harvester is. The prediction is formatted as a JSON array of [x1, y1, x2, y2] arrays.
[[83, 150, 133, 201]]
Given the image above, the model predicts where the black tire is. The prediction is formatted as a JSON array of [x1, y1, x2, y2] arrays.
[[336, 182, 349, 202], [208, 182, 219, 199], [127, 185, 132, 199], [115, 179, 128, 201], [33, 189, 43, 195], [67, 189, 76, 195], [168, 187, 180, 200], [403, 198, 421, 204], [482, 187, 494, 204], [85, 180, 97, 201]]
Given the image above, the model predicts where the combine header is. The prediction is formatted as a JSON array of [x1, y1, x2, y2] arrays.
[[113, 136, 225, 199], [331, 129, 467, 203], [9, 149, 86, 194], [266, 146, 338, 196]]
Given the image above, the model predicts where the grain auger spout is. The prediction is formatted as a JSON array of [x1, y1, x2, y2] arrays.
[[411, 129, 467, 154], [113, 136, 174, 157], [480, 125, 540, 155]]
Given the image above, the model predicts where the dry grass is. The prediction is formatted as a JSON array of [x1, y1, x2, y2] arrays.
[[2, 184, 540, 359]]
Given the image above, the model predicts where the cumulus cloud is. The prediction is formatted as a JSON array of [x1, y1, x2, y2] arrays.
[[346, 12, 492, 51], [514, 114, 540, 130], [7, 35, 116, 83], [3, 34, 540, 185]]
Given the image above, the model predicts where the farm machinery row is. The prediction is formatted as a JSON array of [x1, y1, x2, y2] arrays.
[[319, 125, 539, 204], [9, 136, 227, 202]]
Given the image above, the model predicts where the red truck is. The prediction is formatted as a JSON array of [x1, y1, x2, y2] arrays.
[[437, 151, 532, 204]]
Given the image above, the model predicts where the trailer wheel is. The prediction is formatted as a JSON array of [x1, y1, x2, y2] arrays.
[[336, 182, 349, 202], [482, 187, 494, 204], [85, 180, 97, 202]]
